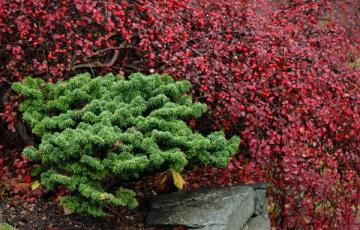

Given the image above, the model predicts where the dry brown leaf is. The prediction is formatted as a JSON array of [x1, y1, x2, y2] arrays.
[[153, 171, 170, 192]]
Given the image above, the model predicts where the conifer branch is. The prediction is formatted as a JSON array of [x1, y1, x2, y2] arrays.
[[13, 73, 240, 216]]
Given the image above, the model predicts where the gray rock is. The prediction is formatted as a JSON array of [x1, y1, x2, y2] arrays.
[[241, 216, 270, 230], [147, 186, 255, 230], [254, 189, 268, 217], [231, 183, 269, 218]]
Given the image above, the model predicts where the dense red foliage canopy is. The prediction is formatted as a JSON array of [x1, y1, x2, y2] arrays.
[[1, 0, 359, 228]]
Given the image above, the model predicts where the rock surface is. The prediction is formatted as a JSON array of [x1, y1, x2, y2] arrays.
[[254, 189, 268, 217], [241, 216, 270, 230], [147, 186, 256, 230]]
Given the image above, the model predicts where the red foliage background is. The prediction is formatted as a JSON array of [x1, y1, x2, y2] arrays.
[[1, 0, 359, 228]]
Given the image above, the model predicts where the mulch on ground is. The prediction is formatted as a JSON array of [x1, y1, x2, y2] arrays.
[[0, 198, 156, 230]]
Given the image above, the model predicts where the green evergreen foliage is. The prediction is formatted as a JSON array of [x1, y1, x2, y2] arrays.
[[12, 73, 240, 216]]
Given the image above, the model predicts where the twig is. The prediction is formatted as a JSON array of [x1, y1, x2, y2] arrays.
[[86, 45, 144, 58], [1, 88, 10, 104], [15, 119, 35, 146], [105, 205, 127, 220], [70, 49, 120, 70]]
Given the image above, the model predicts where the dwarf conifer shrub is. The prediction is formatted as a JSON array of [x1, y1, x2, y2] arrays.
[[12, 73, 240, 216]]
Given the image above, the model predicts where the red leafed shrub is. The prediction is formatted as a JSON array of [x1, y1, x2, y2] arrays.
[[1, 0, 360, 228], [0, 150, 42, 201]]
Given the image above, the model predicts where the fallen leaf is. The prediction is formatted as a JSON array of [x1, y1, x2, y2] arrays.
[[171, 169, 185, 190], [31, 180, 41, 190], [154, 171, 169, 192]]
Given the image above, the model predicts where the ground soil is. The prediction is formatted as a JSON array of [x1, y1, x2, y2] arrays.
[[0, 198, 156, 230]]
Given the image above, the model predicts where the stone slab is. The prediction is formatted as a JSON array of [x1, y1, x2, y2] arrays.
[[147, 186, 255, 230]]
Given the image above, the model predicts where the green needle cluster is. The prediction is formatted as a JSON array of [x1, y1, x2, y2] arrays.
[[13, 72, 240, 216]]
